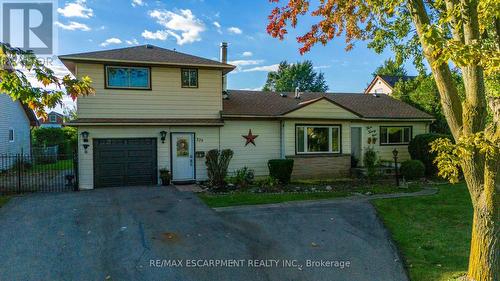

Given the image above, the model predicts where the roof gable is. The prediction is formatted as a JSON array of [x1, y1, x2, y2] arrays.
[[365, 75, 417, 93], [283, 97, 360, 119]]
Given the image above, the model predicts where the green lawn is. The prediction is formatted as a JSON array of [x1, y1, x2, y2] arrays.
[[372, 183, 471, 281], [31, 159, 73, 171], [199, 191, 351, 207], [199, 184, 422, 208], [0, 196, 10, 208]]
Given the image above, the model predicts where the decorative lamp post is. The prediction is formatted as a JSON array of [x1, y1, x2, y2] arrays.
[[392, 148, 399, 187]]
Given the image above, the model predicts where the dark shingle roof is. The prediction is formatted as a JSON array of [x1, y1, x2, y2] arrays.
[[379, 75, 417, 88], [222, 90, 433, 120], [59, 45, 235, 71]]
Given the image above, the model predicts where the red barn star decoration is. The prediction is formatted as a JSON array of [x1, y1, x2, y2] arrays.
[[242, 129, 259, 146]]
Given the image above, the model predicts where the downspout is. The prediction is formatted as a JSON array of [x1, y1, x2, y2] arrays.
[[280, 120, 285, 159]]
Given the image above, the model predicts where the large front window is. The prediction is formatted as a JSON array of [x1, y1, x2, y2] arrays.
[[380, 126, 412, 145], [105, 66, 150, 89], [296, 125, 341, 154]]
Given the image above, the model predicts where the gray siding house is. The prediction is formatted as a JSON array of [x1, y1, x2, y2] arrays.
[[0, 94, 39, 156]]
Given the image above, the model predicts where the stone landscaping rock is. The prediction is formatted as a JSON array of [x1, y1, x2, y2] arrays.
[[325, 185, 332, 191]]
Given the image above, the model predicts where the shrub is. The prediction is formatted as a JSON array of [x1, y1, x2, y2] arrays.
[[227, 167, 254, 188], [408, 133, 452, 176], [256, 176, 280, 192], [205, 149, 234, 188], [400, 160, 425, 180], [267, 159, 294, 184], [363, 147, 379, 181]]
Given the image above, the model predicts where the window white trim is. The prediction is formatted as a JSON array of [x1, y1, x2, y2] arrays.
[[8, 128, 14, 142], [49, 115, 57, 122], [296, 125, 341, 154], [181, 68, 198, 88]]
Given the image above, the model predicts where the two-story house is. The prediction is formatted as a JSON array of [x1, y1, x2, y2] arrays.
[[60, 44, 434, 190], [364, 75, 417, 95]]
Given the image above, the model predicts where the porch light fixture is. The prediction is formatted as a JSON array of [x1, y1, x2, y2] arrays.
[[160, 131, 167, 143], [81, 131, 89, 143]]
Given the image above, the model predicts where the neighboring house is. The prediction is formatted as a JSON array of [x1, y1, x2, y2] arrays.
[[0, 94, 39, 156], [40, 111, 65, 128], [59, 44, 433, 190], [365, 75, 416, 95]]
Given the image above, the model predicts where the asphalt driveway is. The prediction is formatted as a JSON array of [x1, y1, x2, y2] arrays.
[[0, 187, 407, 281]]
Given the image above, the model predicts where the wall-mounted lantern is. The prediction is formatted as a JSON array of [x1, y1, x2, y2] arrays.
[[81, 131, 89, 143], [160, 131, 167, 143]]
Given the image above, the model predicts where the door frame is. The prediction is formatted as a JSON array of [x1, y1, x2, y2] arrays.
[[170, 132, 196, 183]]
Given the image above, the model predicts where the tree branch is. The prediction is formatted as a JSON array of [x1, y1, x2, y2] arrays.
[[460, 0, 486, 134], [407, 0, 464, 140], [444, 0, 464, 43]]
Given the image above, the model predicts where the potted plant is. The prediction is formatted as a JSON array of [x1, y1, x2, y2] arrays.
[[159, 168, 171, 186]]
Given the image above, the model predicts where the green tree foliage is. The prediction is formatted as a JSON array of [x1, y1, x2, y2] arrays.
[[266, 1, 499, 277], [373, 59, 407, 77], [32, 127, 77, 154], [0, 44, 94, 118], [408, 133, 453, 176], [263, 61, 328, 92], [392, 73, 465, 134]]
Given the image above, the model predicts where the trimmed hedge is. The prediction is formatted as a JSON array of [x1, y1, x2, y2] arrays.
[[400, 160, 425, 180], [408, 133, 452, 176], [268, 159, 294, 184]]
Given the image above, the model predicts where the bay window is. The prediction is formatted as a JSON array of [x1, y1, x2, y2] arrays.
[[380, 126, 412, 145], [296, 125, 341, 154]]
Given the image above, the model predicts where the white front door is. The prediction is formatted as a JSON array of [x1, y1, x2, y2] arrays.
[[171, 133, 195, 181]]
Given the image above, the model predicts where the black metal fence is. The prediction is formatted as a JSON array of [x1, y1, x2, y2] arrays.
[[0, 154, 78, 194]]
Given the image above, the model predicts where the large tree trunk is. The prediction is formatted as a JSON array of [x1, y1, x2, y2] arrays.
[[464, 165, 500, 281], [407, 0, 500, 280]]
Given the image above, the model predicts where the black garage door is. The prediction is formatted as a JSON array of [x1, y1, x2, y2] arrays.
[[94, 138, 157, 188]]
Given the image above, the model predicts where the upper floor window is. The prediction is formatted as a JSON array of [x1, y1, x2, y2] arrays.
[[380, 126, 412, 145], [296, 125, 341, 154], [181, 69, 198, 88], [49, 115, 57, 123], [105, 66, 151, 89], [8, 129, 14, 142]]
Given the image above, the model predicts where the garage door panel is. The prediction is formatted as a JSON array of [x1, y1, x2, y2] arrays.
[[127, 163, 154, 172], [94, 138, 157, 188]]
